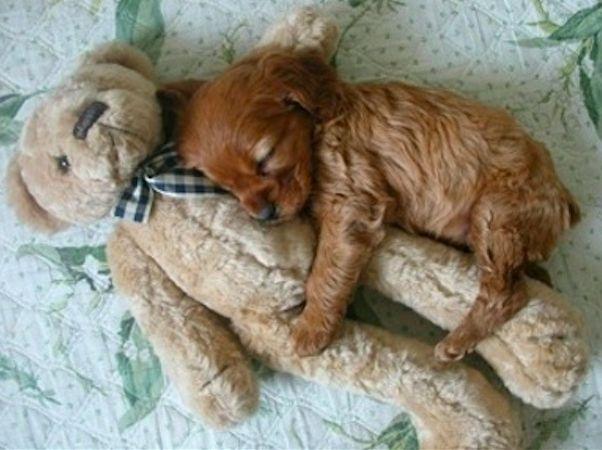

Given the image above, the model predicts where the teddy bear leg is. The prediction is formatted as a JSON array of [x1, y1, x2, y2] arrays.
[[107, 225, 259, 428], [363, 230, 588, 409], [234, 316, 521, 450]]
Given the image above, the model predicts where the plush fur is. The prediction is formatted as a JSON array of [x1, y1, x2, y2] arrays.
[[4, 8, 588, 449], [9, 42, 162, 228], [177, 47, 581, 361]]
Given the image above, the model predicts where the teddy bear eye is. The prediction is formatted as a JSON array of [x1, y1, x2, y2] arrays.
[[55, 155, 70, 174]]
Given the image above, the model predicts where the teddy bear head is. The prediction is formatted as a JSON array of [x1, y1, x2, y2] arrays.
[[6, 42, 163, 232]]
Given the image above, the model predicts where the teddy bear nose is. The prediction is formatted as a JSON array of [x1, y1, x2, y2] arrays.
[[73, 101, 109, 140], [257, 203, 278, 221]]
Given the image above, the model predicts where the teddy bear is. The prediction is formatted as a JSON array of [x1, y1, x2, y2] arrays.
[[4, 8, 588, 450]]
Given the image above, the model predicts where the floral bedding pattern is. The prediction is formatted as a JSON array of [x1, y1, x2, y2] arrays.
[[0, 1, 600, 449]]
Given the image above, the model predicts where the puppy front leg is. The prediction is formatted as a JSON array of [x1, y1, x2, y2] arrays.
[[293, 207, 385, 356]]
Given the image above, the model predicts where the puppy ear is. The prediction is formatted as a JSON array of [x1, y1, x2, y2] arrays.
[[157, 79, 206, 139], [5, 155, 68, 234], [157, 79, 206, 114], [260, 50, 339, 120]]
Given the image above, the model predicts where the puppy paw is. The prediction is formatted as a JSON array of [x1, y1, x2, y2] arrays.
[[291, 314, 336, 356], [434, 330, 479, 362], [434, 339, 468, 363]]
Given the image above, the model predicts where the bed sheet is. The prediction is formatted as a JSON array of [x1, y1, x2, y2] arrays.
[[0, 1, 600, 449]]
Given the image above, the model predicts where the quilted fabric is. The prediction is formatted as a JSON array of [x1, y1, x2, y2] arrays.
[[0, 1, 600, 449]]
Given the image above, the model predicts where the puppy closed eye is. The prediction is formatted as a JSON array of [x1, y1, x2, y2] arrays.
[[257, 147, 275, 177]]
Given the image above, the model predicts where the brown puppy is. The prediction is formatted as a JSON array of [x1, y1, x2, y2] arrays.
[[176, 47, 580, 361]]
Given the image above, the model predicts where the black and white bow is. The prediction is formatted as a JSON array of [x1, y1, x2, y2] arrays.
[[113, 142, 226, 223]]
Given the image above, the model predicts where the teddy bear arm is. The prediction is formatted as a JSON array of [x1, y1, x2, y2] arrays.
[[234, 314, 521, 449], [107, 225, 259, 429], [363, 228, 588, 409]]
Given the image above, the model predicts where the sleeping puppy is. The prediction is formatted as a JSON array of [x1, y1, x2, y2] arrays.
[[175, 47, 580, 361]]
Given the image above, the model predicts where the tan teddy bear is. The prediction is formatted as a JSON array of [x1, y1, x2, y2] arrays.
[[5, 8, 588, 450]]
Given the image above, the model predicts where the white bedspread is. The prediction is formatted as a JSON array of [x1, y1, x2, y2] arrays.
[[0, 1, 600, 448]]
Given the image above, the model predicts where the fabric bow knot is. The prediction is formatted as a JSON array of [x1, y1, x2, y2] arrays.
[[113, 142, 226, 223]]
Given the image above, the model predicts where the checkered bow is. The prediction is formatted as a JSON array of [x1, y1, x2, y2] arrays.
[[113, 142, 227, 223]]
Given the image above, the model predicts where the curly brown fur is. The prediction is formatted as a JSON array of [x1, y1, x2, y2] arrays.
[[177, 48, 580, 361]]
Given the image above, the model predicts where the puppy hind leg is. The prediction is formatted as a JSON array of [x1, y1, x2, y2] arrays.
[[435, 202, 529, 362], [435, 271, 528, 362]]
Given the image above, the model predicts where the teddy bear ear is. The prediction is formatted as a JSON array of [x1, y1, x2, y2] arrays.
[[5, 155, 68, 234], [257, 7, 340, 60], [76, 41, 155, 81]]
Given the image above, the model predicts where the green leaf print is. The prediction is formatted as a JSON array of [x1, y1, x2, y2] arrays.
[[349, 0, 404, 12], [0, 117, 22, 145], [527, 20, 558, 34], [515, 37, 559, 48], [220, 22, 247, 65], [348, 0, 368, 7], [116, 312, 165, 431], [323, 419, 372, 445], [578, 31, 602, 137], [527, 398, 592, 450], [580, 66, 600, 133], [17, 244, 111, 293], [522, 3, 602, 138], [0, 93, 32, 118], [590, 32, 602, 134], [0, 93, 35, 145], [55, 245, 108, 266], [118, 313, 136, 342], [69, 367, 107, 395], [0, 354, 60, 405], [90, 0, 103, 15], [530, 0, 558, 29], [16, 243, 63, 267], [590, 31, 600, 62], [115, 0, 165, 63], [333, 0, 405, 66], [324, 414, 418, 450], [549, 3, 602, 41], [367, 415, 419, 450]]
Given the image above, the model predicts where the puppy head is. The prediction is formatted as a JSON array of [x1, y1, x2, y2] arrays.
[[178, 49, 339, 222]]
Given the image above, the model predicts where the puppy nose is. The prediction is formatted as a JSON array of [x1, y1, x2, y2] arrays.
[[257, 203, 278, 221]]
